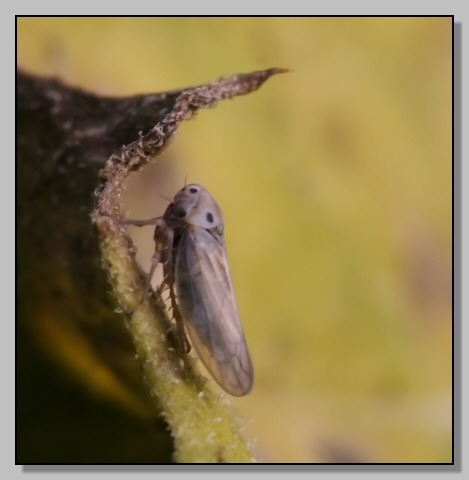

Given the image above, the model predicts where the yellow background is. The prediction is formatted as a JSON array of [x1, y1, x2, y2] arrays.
[[17, 17, 452, 462]]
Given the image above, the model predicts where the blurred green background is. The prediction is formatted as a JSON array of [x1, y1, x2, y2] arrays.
[[17, 17, 452, 463]]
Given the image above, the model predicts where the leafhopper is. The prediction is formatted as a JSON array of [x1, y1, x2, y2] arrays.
[[124, 184, 253, 396]]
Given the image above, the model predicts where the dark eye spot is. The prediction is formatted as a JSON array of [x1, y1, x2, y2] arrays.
[[189, 187, 198, 194], [175, 206, 187, 218], [206, 212, 214, 223]]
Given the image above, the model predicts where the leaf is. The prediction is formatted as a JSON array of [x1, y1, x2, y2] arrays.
[[17, 68, 288, 463]]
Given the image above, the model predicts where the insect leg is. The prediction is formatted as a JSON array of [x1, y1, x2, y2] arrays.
[[122, 216, 162, 227], [171, 296, 191, 354], [160, 227, 191, 354], [142, 251, 162, 302], [122, 217, 164, 306]]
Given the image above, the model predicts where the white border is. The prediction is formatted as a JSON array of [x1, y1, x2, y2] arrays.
[[8, 4, 466, 479]]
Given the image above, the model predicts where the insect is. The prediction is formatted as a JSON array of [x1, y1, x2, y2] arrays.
[[124, 184, 254, 396]]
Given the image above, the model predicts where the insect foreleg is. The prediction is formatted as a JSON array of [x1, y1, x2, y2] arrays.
[[122, 216, 164, 305], [122, 216, 162, 227], [139, 250, 162, 305]]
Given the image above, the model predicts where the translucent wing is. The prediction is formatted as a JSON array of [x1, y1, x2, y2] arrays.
[[175, 226, 253, 396]]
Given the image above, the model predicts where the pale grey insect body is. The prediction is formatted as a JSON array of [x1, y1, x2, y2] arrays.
[[126, 184, 254, 396]]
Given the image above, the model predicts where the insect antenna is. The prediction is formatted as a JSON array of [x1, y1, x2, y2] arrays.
[[156, 192, 172, 203]]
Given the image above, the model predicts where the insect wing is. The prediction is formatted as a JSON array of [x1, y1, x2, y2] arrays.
[[175, 226, 253, 396]]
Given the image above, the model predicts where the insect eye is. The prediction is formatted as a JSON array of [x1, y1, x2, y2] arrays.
[[175, 206, 187, 218], [206, 212, 214, 223], [189, 187, 198, 194]]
